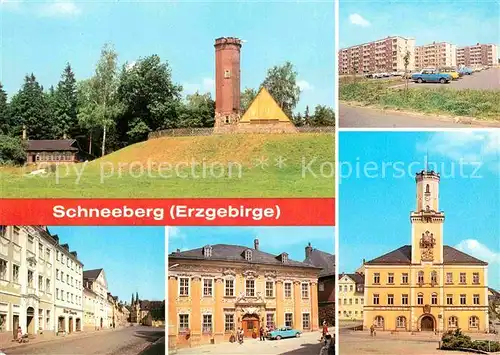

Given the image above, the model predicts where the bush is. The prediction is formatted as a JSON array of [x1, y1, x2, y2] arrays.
[[441, 329, 500, 352], [441, 329, 473, 350], [0, 135, 26, 165]]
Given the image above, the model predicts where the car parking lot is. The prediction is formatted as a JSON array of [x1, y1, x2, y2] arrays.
[[405, 67, 500, 90]]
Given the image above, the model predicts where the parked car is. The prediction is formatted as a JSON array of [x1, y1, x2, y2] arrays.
[[439, 67, 460, 80], [391, 71, 405, 76], [267, 326, 302, 340], [371, 73, 384, 79], [458, 67, 473, 75], [411, 69, 452, 84]]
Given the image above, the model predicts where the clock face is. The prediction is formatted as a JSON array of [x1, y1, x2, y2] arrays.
[[425, 196, 430, 201]]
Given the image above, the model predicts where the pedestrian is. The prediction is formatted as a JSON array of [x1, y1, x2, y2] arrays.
[[237, 328, 244, 344], [259, 326, 265, 341], [17, 326, 22, 343], [370, 324, 376, 337], [321, 321, 328, 341]]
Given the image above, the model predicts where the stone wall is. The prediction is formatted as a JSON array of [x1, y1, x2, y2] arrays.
[[148, 125, 335, 140]]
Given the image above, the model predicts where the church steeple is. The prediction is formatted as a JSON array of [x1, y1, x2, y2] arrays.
[[410, 169, 445, 264]]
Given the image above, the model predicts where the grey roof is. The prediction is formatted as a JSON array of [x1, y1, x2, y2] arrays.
[[339, 273, 365, 285], [170, 244, 320, 269], [83, 268, 103, 280], [365, 245, 487, 265], [304, 249, 335, 277], [26, 139, 78, 151]]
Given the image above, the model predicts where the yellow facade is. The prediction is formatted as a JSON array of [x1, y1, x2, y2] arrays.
[[363, 170, 489, 333], [240, 87, 292, 123], [168, 256, 320, 349], [338, 274, 364, 320]]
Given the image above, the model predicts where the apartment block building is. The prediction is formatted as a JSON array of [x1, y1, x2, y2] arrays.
[[54, 241, 84, 334], [339, 36, 415, 74], [457, 43, 499, 66], [415, 42, 457, 69], [0, 226, 79, 342], [1, 226, 127, 343]]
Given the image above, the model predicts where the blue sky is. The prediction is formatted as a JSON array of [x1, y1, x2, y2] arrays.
[[48, 226, 165, 303], [0, 0, 334, 112], [340, 0, 500, 50], [339, 131, 500, 289], [168, 226, 335, 263]]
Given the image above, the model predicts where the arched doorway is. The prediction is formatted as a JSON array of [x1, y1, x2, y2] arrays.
[[420, 315, 435, 331], [68, 317, 73, 333], [100, 318, 103, 329], [242, 314, 260, 338], [26, 307, 35, 335]]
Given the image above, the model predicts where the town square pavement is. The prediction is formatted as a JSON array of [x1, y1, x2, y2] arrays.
[[1, 326, 164, 355], [170, 329, 326, 355], [339, 329, 500, 355]]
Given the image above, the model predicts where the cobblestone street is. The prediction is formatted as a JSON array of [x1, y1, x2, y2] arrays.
[[1, 326, 164, 355], [170, 330, 325, 355]]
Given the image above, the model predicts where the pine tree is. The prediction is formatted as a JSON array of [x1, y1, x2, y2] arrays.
[[131, 293, 134, 306], [53, 63, 78, 138], [9, 74, 55, 139], [135, 292, 139, 305], [0, 82, 9, 134], [304, 106, 310, 126]]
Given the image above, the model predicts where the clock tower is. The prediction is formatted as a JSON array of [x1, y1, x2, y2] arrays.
[[410, 170, 445, 264]]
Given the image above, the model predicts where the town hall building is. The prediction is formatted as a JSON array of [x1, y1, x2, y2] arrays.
[[363, 170, 489, 332]]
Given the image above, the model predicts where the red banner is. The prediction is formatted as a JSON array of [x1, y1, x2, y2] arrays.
[[0, 198, 335, 226]]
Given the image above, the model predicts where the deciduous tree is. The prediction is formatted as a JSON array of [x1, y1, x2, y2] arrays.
[[261, 61, 301, 118], [117, 55, 182, 144], [240, 87, 257, 113]]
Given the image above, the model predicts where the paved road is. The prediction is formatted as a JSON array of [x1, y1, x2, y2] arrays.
[[171, 330, 324, 354], [3, 326, 165, 355], [406, 68, 500, 90], [339, 104, 484, 128]]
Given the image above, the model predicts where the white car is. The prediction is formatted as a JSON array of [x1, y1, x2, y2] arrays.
[[371, 73, 384, 79]]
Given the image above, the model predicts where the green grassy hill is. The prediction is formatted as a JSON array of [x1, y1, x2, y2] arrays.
[[1, 133, 335, 198]]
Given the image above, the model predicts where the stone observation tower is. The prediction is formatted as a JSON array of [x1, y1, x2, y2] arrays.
[[214, 37, 242, 128], [213, 37, 296, 133]]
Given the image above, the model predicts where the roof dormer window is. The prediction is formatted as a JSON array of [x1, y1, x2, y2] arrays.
[[281, 252, 288, 264], [245, 249, 252, 261], [203, 245, 212, 258]]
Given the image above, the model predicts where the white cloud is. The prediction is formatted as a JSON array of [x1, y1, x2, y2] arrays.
[[0, 0, 22, 11], [182, 77, 214, 96], [349, 13, 370, 27], [455, 239, 500, 264], [39, 1, 81, 17], [168, 227, 183, 240], [125, 61, 137, 71], [297, 80, 314, 91], [416, 131, 500, 174]]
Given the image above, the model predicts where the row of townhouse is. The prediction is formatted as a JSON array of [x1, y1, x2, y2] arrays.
[[339, 36, 498, 74], [0, 226, 127, 342]]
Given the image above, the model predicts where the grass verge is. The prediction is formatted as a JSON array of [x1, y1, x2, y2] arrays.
[[0, 133, 335, 198], [340, 81, 500, 120]]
